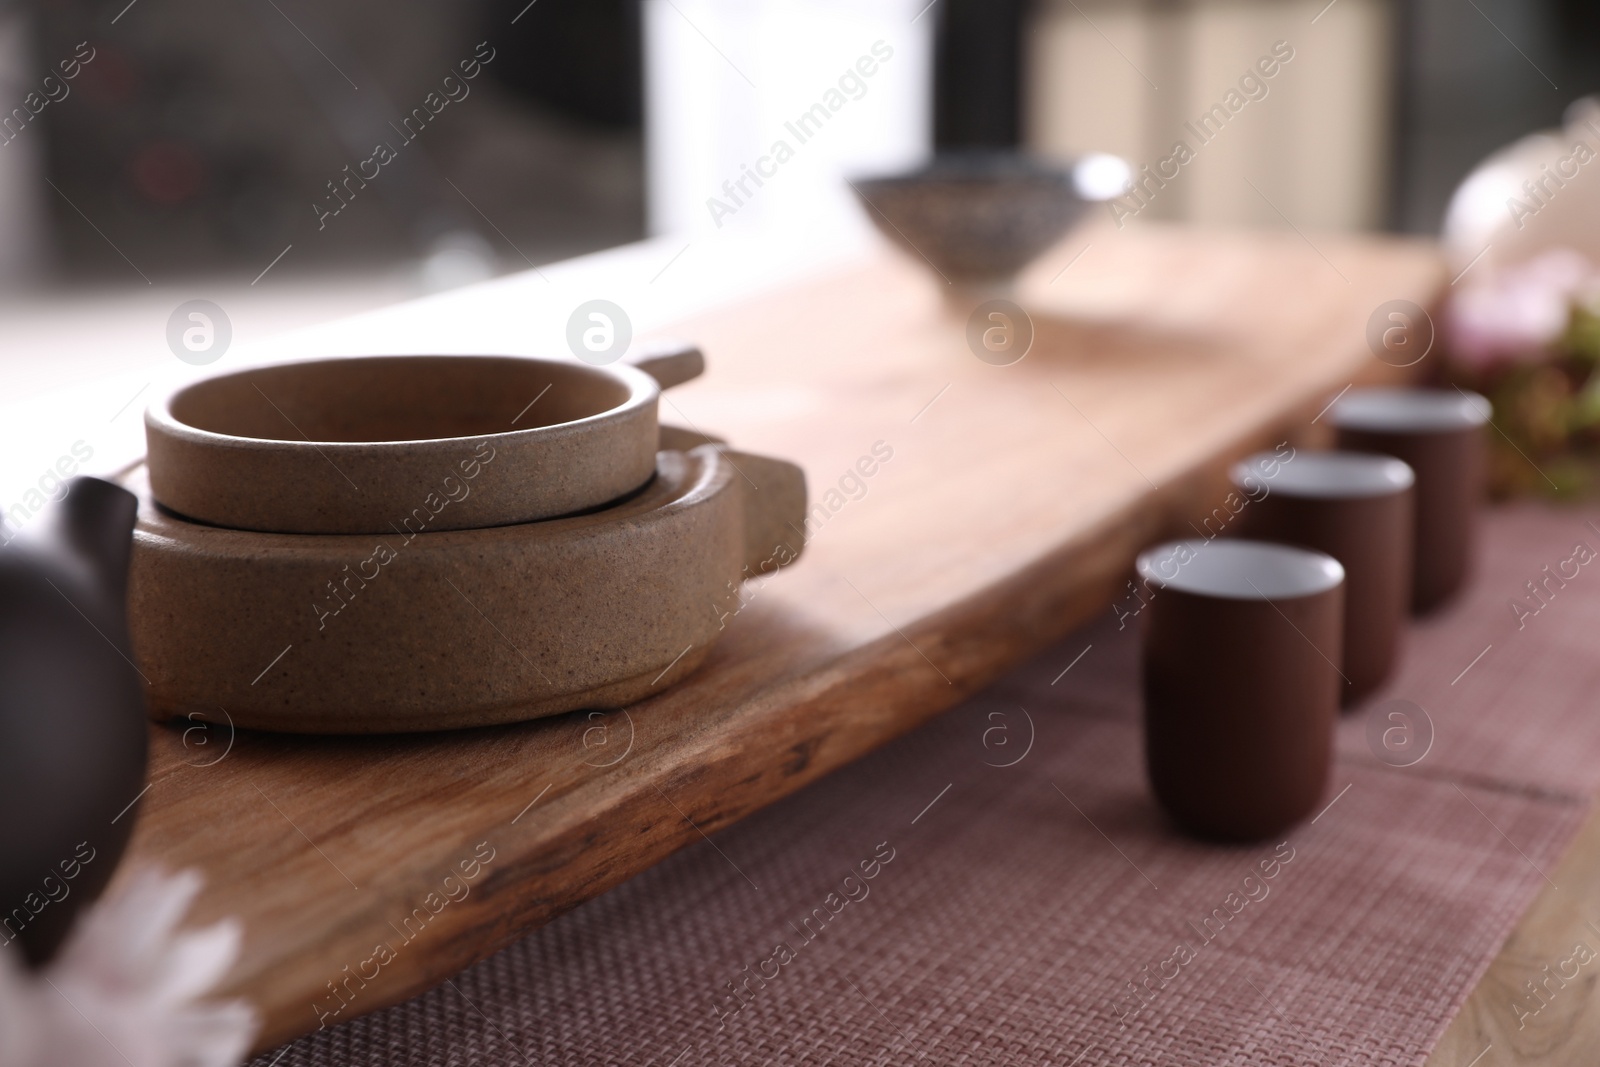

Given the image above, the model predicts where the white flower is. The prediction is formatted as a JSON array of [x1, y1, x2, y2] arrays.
[[0, 869, 256, 1067]]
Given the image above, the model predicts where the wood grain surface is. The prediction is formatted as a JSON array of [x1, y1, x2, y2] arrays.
[[115, 223, 1449, 1053], [1427, 802, 1600, 1067]]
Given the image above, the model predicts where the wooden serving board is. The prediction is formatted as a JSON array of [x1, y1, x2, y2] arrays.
[[118, 223, 1446, 1052], [1427, 802, 1600, 1067]]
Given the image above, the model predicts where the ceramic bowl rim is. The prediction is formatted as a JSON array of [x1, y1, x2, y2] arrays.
[[852, 150, 1081, 192], [127, 444, 729, 551], [145, 353, 660, 454]]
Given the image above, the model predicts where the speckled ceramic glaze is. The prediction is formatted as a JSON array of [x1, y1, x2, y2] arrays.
[[126, 440, 806, 734], [852, 153, 1098, 284], [144, 342, 704, 535]]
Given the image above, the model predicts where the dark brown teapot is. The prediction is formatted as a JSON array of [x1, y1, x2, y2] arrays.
[[0, 476, 148, 965]]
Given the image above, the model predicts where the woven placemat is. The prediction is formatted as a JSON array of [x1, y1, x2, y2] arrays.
[[1333, 503, 1600, 798], [250, 504, 1596, 1066], [1007, 502, 1600, 800]]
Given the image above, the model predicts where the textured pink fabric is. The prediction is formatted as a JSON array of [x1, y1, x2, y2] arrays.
[[1007, 502, 1600, 801], [1335, 503, 1600, 797], [249, 504, 1595, 1066]]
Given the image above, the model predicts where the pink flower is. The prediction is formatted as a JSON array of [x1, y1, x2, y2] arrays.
[[1447, 248, 1598, 369]]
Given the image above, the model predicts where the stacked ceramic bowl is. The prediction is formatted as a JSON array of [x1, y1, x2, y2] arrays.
[[126, 344, 806, 733]]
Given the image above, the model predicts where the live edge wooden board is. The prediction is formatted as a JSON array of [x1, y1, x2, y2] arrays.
[[120, 224, 1450, 1053]]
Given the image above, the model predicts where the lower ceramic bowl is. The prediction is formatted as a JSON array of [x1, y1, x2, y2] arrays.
[[126, 443, 805, 733]]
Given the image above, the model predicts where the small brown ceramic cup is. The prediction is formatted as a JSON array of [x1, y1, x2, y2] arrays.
[[1138, 539, 1344, 841], [1331, 388, 1489, 613], [1231, 451, 1414, 706]]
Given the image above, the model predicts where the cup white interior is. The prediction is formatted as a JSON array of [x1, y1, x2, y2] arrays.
[[1232, 450, 1414, 499], [1136, 539, 1344, 601], [1330, 387, 1490, 434]]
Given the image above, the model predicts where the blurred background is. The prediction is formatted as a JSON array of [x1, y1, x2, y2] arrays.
[[0, 0, 1596, 399]]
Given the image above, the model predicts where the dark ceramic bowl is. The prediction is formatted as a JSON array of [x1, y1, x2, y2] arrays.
[[851, 152, 1124, 285]]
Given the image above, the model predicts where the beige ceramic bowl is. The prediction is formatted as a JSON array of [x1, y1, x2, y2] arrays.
[[126, 441, 805, 733], [144, 342, 703, 535]]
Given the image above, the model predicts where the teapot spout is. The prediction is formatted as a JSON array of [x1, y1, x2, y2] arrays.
[[25, 477, 140, 608]]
